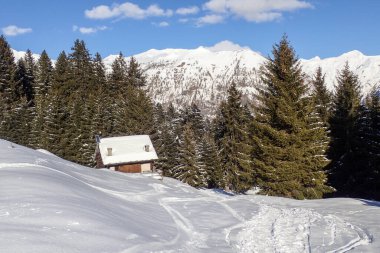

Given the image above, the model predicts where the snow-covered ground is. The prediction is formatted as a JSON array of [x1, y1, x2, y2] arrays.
[[0, 139, 379, 253]]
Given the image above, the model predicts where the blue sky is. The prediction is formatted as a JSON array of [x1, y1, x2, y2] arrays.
[[1, 0, 379, 59]]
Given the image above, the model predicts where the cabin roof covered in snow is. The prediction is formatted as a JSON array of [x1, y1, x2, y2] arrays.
[[98, 135, 158, 166]]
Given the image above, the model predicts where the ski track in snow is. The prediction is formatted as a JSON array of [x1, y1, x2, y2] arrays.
[[324, 215, 371, 253], [0, 161, 375, 253], [235, 205, 371, 253], [235, 205, 312, 253], [159, 198, 208, 250]]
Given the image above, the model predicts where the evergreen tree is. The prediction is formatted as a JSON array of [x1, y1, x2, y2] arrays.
[[44, 51, 71, 157], [106, 53, 128, 135], [181, 103, 205, 139], [339, 85, 380, 199], [151, 103, 166, 174], [69, 39, 93, 92], [109, 52, 128, 93], [328, 63, 362, 195], [157, 103, 181, 177], [215, 82, 252, 193], [174, 124, 205, 188], [3, 53, 36, 146], [167, 103, 182, 138], [251, 36, 332, 199], [124, 86, 154, 135], [12, 54, 36, 146], [35, 50, 53, 97], [127, 56, 146, 88], [32, 50, 53, 148], [311, 67, 332, 126], [349, 103, 375, 197], [113, 56, 153, 136], [199, 133, 224, 188], [0, 35, 18, 139], [367, 87, 380, 199], [91, 52, 108, 137], [66, 40, 96, 165], [22, 49, 36, 105]]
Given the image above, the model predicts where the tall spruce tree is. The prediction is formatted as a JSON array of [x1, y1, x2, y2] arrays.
[[215, 82, 252, 193], [113, 56, 153, 136], [350, 102, 375, 198], [328, 63, 362, 195], [199, 133, 224, 189], [157, 103, 181, 177], [181, 103, 205, 139], [366, 86, 380, 199], [127, 56, 146, 88], [151, 103, 166, 174], [108, 53, 128, 135], [312, 67, 332, 126], [12, 53, 36, 146], [32, 50, 53, 148], [109, 52, 128, 93], [0, 35, 18, 139], [67, 40, 95, 165], [22, 50, 36, 105], [69, 39, 93, 92], [91, 52, 108, 137], [44, 51, 71, 157], [174, 124, 205, 188], [251, 36, 332, 199], [337, 85, 380, 199]]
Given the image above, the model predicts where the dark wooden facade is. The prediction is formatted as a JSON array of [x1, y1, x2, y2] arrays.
[[116, 164, 141, 173]]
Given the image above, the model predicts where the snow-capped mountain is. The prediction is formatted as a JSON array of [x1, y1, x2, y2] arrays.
[[110, 41, 380, 115], [105, 41, 266, 115], [13, 41, 380, 116], [301, 50, 380, 94]]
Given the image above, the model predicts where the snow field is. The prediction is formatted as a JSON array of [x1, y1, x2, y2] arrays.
[[0, 140, 379, 252]]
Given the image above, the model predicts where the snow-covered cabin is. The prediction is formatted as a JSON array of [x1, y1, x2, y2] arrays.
[[95, 135, 158, 173]]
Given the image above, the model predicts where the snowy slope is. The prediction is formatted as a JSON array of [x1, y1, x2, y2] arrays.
[[0, 139, 379, 253]]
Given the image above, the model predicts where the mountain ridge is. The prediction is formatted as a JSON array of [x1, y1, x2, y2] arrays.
[[12, 42, 380, 116]]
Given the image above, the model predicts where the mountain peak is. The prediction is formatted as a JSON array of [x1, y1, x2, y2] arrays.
[[340, 50, 364, 58]]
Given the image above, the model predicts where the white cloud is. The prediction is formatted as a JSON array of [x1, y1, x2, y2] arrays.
[[203, 0, 313, 22], [2, 25, 32, 36], [206, 40, 251, 52], [84, 5, 118, 19], [73, 25, 108, 34], [85, 2, 173, 20], [152, 21, 170, 27], [196, 14, 225, 26], [147, 5, 173, 17], [176, 6, 200, 15], [178, 18, 189, 23]]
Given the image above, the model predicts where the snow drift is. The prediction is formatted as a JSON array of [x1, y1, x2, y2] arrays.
[[0, 139, 379, 252]]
